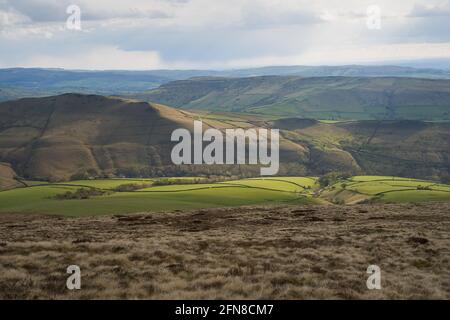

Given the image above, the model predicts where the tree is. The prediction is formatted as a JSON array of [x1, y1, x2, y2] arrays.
[[318, 172, 351, 188]]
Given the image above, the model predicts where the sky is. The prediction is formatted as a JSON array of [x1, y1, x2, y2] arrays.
[[0, 0, 450, 70]]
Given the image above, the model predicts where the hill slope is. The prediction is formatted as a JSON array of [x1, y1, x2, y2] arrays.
[[0, 162, 21, 190], [0, 68, 171, 101], [0, 94, 311, 181], [0, 94, 449, 181], [268, 118, 450, 180], [2, 66, 450, 102], [133, 76, 450, 120], [0, 94, 200, 180]]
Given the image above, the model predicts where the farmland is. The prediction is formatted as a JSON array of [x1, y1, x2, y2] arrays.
[[323, 176, 450, 204], [0, 176, 449, 216], [0, 177, 316, 216]]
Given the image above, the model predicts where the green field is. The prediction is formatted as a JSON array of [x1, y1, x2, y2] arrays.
[[0, 176, 449, 216], [0, 177, 316, 216], [324, 176, 450, 204]]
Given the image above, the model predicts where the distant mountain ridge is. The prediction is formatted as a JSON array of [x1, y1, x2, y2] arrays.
[[132, 76, 450, 121], [0, 68, 171, 101], [1, 65, 450, 102]]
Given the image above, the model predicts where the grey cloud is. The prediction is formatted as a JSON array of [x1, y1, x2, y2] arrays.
[[404, 16, 450, 42], [1, 0, 69, 22], [1, 0, 450, 69], [409, 2, 450, 18], [240, 3, 322, 28], [3, 20, 312, 64], [2, 0, 172, 23], [110, 24, 314, 63]]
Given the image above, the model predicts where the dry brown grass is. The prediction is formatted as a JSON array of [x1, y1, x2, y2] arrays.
[[0, 202, 449, 299], [0, 163, 21, 191]]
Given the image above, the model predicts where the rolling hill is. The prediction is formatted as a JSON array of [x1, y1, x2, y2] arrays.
[[0, 94, 449, 182], [0, 68, 171, 102], [2, 65, 450, 102], [0, 94, 222, 181], [0, 94, 310, 181], [132, 76, 450, 120], [269, 118, 450, 180]]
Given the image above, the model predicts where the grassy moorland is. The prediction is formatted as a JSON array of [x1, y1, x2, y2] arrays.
[[0, 176, 449, 216], [0, 202, 448, 299]]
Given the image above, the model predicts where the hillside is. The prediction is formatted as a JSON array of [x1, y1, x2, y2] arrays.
[[0, 94, 196, 181], [0, 94, 449, 181], [270, 118, 450, 180], [209, 65, 450, 78], [2, 66, 450, 102], [0, 94, 310, 181], [0, 68, 171, 101], [0, 162, 21, 191], [133, 76, 450, 120]]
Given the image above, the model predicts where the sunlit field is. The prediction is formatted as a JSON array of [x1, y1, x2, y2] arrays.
[[0, 176, 449, 216]]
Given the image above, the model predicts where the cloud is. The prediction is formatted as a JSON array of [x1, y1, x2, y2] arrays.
[[1, 0, 174, 23], [0, 0, 31, 28], [240, 0, 322, 28], [0, 9, 29, 28], [0, 0, 450, 69], [297, 42, 450, 65], [409, 1, 450, 17], [0, 44, 161, 70]]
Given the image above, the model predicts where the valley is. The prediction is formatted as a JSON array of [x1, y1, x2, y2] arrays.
[[0, 73, 449, 302], [0, 176, 448, 216], [1, 0, 449, 303], [0, 94, 449, 183]]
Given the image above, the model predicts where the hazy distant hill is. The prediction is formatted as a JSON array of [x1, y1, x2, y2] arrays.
[[134, 76, 450, 120], [0, 68, 172, 101], [210, 65, 450, 78], [2, 65, 450, 102], [0, 94, 449, 181]]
